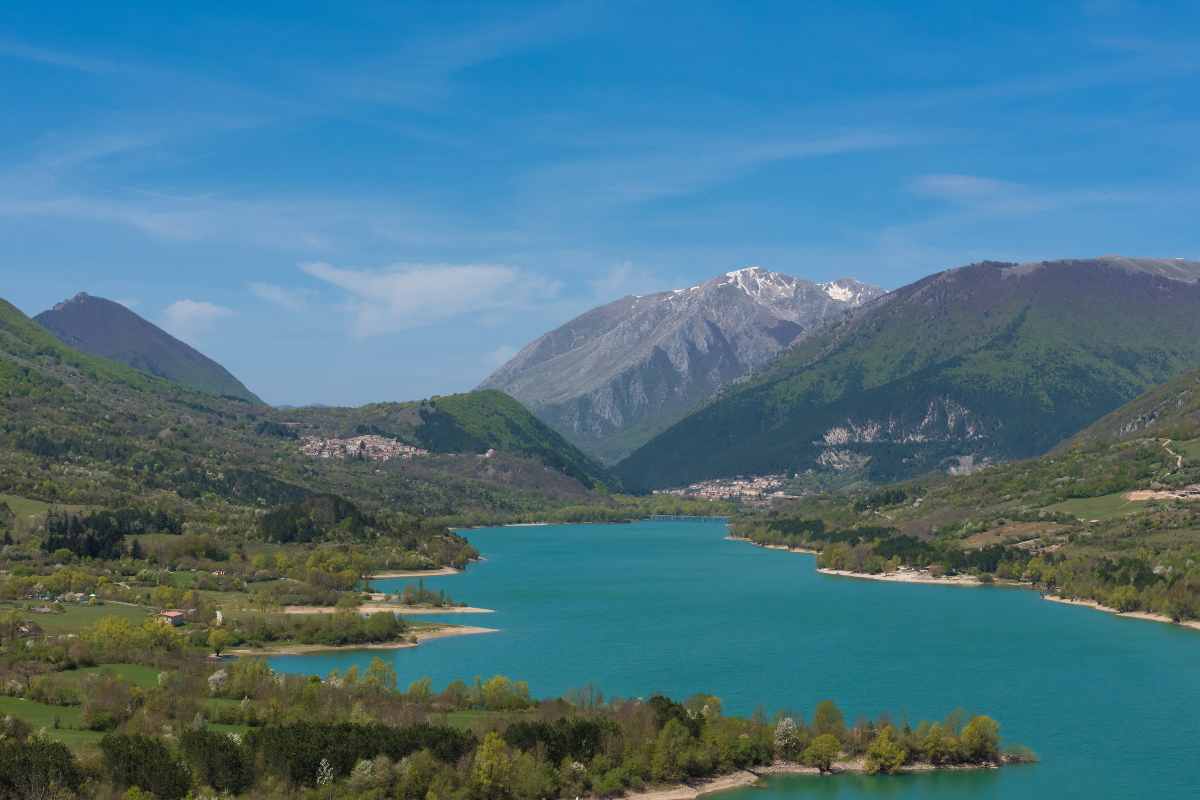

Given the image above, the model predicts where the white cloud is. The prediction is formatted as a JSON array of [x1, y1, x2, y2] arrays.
[[301, 261, 561, 337], [587, 261, 670, 302], [521, 130, 908, 212], [484, 344, 519, 368], [909, 174, 1019, 202], [161, 299, 233, 342], [249, 282, 311, 311]]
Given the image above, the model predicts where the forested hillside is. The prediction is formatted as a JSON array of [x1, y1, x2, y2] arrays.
[[732, 367, 1200, 622], [0, 298, 614, 517], [620, 257, 1200, 490], [35, 292, 261, 403]]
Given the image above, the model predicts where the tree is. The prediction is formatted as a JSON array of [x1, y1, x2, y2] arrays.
[[921, 723, 958, 765], [811, 700, 846, 741], [364, 657, 398, 692], [865, 726, 908, 774], [652, 718, 693, 781], [471, 732, 513, 798], [803, 733, 841, 773], [774, 717, 805, 761], [180, 729, 253, 794], [0, 736, 83, 800], [100, 734, 192, 800], [207, 628, 232, 657], [960, 716, 1000, 763]]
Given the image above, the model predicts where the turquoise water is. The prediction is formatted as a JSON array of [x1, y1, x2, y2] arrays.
[[270, 521, 1200, 798]]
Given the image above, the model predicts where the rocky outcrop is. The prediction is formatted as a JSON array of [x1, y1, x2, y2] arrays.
[[481, 267, 883, 462]]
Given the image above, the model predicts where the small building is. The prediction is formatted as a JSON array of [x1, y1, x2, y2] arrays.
[[157, 610, 187, 627]]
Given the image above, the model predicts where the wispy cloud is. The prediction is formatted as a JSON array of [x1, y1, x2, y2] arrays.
[[483, 344, 519, 369], [249, 282, 313, 311], [0, 38, 120, 74], [325, 2, 594, 108], [301, 261, 562, 337], [161, 299, 233, 342], [521, 129, 908, 212], [587, 261, 670, 301], [907, 172, 1147, 216]]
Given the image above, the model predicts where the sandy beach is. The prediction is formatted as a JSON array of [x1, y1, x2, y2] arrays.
[[367, 566, 461, 579], [282, 603, 494, 615], [227, 625, 498, 656], [724, 535, 819, 555], [1043, 595, 1200, 632], [612, 758, 1004, 800], [816, 567, 984, 586], [610, 770, 761, 800], [731, 536, 1200, 633]]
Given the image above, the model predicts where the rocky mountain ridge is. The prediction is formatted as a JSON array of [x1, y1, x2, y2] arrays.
[[481, 266, 884, 462], [616, 256, 1200, 490]]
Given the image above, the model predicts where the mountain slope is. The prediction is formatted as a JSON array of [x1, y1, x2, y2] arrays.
[[618, 257, 1200, 490], [0, 297, 614, 514], [35, 292, 261, 403], [481, 267, 883, 462]]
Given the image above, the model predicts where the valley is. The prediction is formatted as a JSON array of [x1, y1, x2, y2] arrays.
[[2, 258, 1200, 800]]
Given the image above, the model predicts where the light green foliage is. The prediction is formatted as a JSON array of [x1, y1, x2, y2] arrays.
[[652, 718, 694, 781], [472, 731, 514, 797], [865, 726, 908, 774], [960, 716, 1001, 762], [803, 733, 841, 773]]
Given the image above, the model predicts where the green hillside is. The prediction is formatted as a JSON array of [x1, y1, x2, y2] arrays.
[[619, 257, 1200, 490], [35, 293, 261, 403], [0, 298, 614, 517], [731, 368, 1200, 621]]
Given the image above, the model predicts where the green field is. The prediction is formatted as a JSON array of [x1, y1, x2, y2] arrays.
[[0, 696, 102, 749], [1, 602, 150, 634], [62, 663, 162, 689], [0, 493, 89, 521], [1177, 438, 1200, 463], [1046, 492, 1142, 521]]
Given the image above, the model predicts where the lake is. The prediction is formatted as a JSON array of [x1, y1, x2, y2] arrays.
[[270, 520, 1200, 798]]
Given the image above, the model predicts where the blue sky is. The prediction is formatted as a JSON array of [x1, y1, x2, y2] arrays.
[[3, 0, 1198, 405]]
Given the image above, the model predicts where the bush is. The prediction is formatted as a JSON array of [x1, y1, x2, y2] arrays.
[[180, 729, 253, 794], [0, 736, 82, 799], [100, 734, 192, 800]]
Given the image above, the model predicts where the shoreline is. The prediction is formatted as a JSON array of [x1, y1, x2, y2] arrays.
[[816, 566, 988, 586], [228, 625, 498, 656], [282, 604, 494, 615], [724, 535, 819, 555], [1043, 595, 1200, 632], [368, 566, 461, 579], [726, 534, 1200, 634], [611, 758, 1004, 800]]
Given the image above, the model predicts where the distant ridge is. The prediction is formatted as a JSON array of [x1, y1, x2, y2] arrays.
[[617, 256, 1200, 490], [35, 292, 261, 403], [481, 266, 883, 462]]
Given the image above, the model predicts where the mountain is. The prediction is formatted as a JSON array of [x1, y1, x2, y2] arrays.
[[35, 292, 261, 403], [0, 296, 615, 516], [481, 267, 884, 462], [617, 256, 1200, 490]]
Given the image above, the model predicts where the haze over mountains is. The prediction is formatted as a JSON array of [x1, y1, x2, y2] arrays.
[[617, 256, 1200, 490], [482, 266, 883, 462], [35, 293, 261, 404]]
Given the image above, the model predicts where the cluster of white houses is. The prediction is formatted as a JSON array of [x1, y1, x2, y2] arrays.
[[299, 434, 430, 462], [655, 473, 794, 500]]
